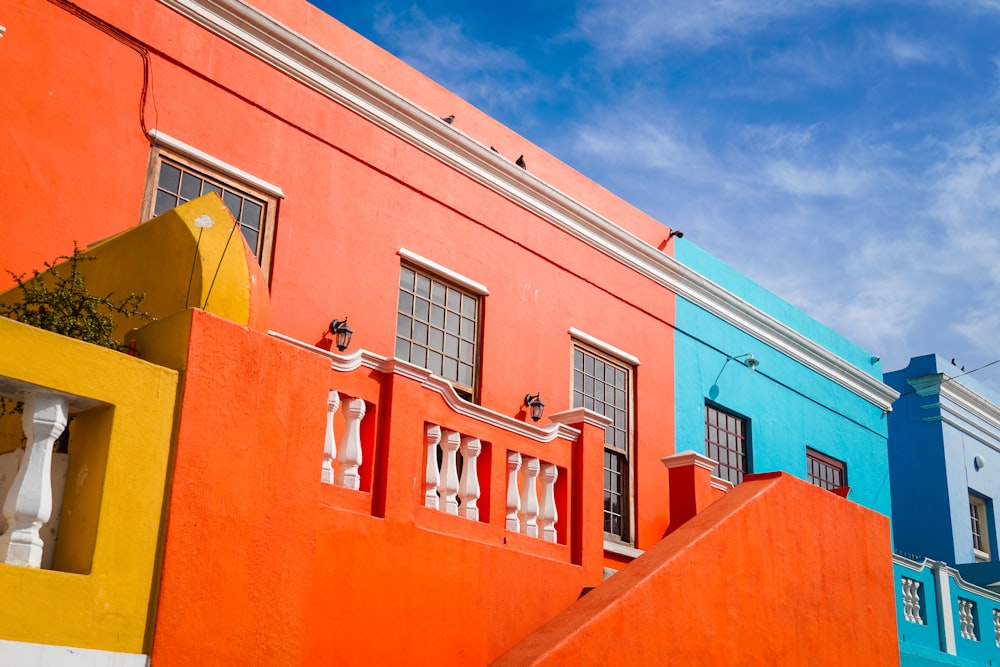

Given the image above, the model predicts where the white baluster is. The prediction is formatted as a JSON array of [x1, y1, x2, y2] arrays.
[[458, 436, 481, 521], [335, 397, 365, 490], [321, 391, 340, 484], [0, 391, 68, 568], [519, 457, 540, 538], [437, 430, 460, 515], [425, 425, 441, 509], [506, 452, 521, 532], [539, 463, 559, 543]]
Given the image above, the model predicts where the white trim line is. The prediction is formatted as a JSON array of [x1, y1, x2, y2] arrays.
[[911, 373, 1000, 436], [710, 476, 735, 493], [604, 540, 643, 559], [268, 331, 578, 443], [159, 0, 898, 410], [148, 129, 286, 199], [569, 328, 641, 367], [0, 640, 148, 666], [661, 450, 716, 472], [397, 248, 489, 295]]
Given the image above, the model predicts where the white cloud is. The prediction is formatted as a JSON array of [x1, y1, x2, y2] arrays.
[[572, 0, 866, 60], [370, 7, 545, 114]]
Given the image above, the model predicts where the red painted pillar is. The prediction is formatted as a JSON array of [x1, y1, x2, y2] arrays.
[[661, 450, 717, 534], [551, 408, 610, 587]]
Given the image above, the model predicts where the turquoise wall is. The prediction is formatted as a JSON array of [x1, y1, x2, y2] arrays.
[[674, 240, 892, 516]]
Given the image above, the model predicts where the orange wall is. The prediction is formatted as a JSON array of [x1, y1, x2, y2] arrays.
[[495, 472, 900, 666], [4, 0, 677, 547], [151, 310, 605, 665]]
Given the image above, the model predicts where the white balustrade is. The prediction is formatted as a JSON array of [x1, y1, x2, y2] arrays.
[[506, 452, 521, 532], [424, 424, 441, 509], [901, 577, 924, 625], [335, 398, 366, 490], [437, 430, 461, 515], [424, 424, 484, 523], [320, 390, 369, 491], [518, 457, 540, 538], [539, 463, 558, 543], [958, 598, 978, 641], [0, 391, 68, 568], [321, 391, 340, 484], [505, 452, 560, 542], [993, 608, 1000, 648], [458, 436, 481, 521]]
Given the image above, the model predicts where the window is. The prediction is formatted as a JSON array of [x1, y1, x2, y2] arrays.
[[144, 144, 277, 272], [970, 494, 991, 562], [806, 448, 846, 491], [705, 404, 749, 485], [395, 265, 480, 400], [572, 345, 632, 542]]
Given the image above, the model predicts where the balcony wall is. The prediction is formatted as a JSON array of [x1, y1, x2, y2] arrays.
[[0, 316, 178, 657], [148, 309, 608, 665], [895, 555, 1000, 665]]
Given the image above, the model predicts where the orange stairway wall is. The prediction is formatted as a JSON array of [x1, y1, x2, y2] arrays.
[[494, 472, 899, 666]]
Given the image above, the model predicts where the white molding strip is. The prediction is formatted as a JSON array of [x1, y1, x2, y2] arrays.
[[661, 449, 716, 471], [910, 374, 1000, 439], [161, 0, 898, 410], [604, 540, 643, 559], [569, 328, 641, 367], [0, 640, 148, 667], [269, 331, 579, 443], [148, 129, 285, 199], [397, 248, 489, 295]]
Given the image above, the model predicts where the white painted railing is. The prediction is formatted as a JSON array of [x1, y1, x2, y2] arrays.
[[424, 423, 482, 521], [901, 577, 924, 625], [321, 390, 367, 490], [0, 389, 75, 569], [505, 451, 559, 543]]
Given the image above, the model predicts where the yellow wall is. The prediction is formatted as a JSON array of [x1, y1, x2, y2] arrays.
[[0, 316, 178, 654]]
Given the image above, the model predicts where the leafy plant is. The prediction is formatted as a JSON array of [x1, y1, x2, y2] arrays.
[[0, 244, 152, 425], [1, 243, 151, 351]]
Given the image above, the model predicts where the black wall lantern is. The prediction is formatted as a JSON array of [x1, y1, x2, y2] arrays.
[[329, 317, 354, 352], [524, 393, 545, 422]]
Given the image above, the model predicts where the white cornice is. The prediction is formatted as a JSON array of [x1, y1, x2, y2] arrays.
[[166, 0, 898, 410], [909, 374, 1000, 438], [268, 331, 580, 443]]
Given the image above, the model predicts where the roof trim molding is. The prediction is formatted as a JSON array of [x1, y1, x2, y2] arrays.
[[164, 0, 898, 410], [269, 331, 581, 443]]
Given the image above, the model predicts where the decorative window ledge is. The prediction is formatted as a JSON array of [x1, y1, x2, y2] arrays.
[[604, 539, 643, 559]]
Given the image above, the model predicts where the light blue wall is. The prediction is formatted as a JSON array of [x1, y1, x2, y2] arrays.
[[886, 355, 1000, 566], [895, 557, 1000, 666], [674, 240, 891, 516]]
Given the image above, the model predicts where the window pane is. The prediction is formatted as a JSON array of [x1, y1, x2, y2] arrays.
[[180, 172, 203, 201], [396, 315, 412, 338], [158, 162, 181, 191], [398, 292, 413, 314], [242, 200, 263, 231], [400, 267, 415, 291], [154, 190, 178, 216], [241, 227, 259, 253], [431, 282, 446, 305], [413, 322, 428, 344], [415, 274, 431, 298]]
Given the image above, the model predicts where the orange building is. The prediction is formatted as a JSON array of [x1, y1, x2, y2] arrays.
[[0, 0, 899, 664]]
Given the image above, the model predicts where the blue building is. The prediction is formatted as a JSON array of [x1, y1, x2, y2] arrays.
[[887, 354, 1000, 664], [672, 238, 896, 515]]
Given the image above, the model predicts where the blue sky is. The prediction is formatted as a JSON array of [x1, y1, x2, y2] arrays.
[[313, 0, 1000, 392]]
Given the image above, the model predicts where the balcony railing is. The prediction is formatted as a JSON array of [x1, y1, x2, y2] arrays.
[[273, 331, 609, 565], [895, 554, 1000, 662], [0, 383, 99, 570]]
